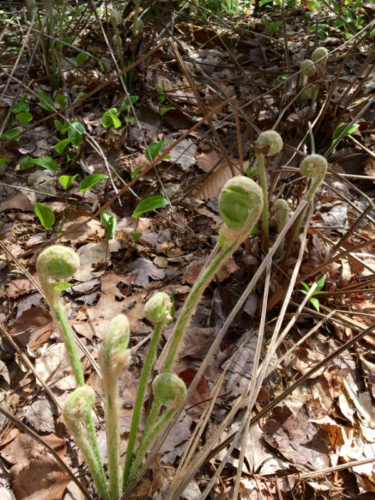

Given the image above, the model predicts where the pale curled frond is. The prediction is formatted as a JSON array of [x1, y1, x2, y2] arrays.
[[63, 386, 95, 428], [99, 314, 130, 377], [299, 154, 328, 180], [153, 374, 187, 408], [255, 130, 283, 155], [144, 293, 172, 324], [110, 8, 122, 28], [37, 245, 79, 281], [312, 47, 328, 66], [299, 154, 328, 203], [219, 176, 263, 232], [274, 199, 289, 230], [300, 59, 316, 77], [37, 245, 80, 302]]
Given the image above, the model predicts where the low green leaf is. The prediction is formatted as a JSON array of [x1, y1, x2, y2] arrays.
[[100, 210, 117, 242], [130, 231, 142, 241], [61, 122, 70, 134], [99, 61, 109, 74], [76, 52, 89, 66], [315, 274, 327, 293], [131, 167, 142, 180], [59, 174, 78, 189], [332, 123, 359, 147], [34, 203, 55, 230], [102, 109, 121, 129], [79, 174, 109, 193], [124, 117, 134, 124], [300, 281, 310, 292], [132, 196, 169, 219], [68, 121, 85, 146], [309, 297, 320, 312], [54, 120, 63, 132], [145, 140, 165, 162], [157, 84, 166, 103], [37, 89, 55, 112], [55, 95, 68, 108], [50, 282, 72, 291], [1, 129, 21, 141], [16, 112, 33, 126], [160, 106, 176, 117], [300, 290, 308, 295], [20, 156, 33, 169], [12, 102, 29, 113], [32, 157, 58, 171], [118, 96, 139, 112], [63, 36, 75, 44], [55, 138, 72, 154], [0, 158, 9, 167]]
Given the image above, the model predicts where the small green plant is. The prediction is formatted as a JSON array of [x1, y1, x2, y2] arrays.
[[101, 210, 117, 262], [132, 196, 169, 219], [79, 174, 109, 194], [34, 203, 55, 230], [55, 121, 85, 153], [160, 106, 175, 117], [101, 210, 117, 242], [255, 130, 283, 244], [263, 16, 282, 36], [300, 274, 327, 311], [12, 96, 33, 127], [157, 82, 166, 102], [145, 140, 170, 162], [102, 96, 138, 129], [309, 21, 329, 39], [1, 129, 21, 141], [332, 123, 359, 150]]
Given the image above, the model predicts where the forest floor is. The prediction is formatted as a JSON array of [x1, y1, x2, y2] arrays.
[[1, 1, 375, 499]]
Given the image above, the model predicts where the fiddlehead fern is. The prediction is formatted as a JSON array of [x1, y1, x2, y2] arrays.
[[64, 387, 110, 500], [161, 177, 263, 375], [123, 293, 172, 488], [99, 314, 130, 500], [291, 154, 328, 244], [311, 47, 328, 104], [37, 246, 82, 384], [274, 199, 290, 259], [299, 59, 316, 89], [299, 154, 328, 203], [254, 131, 283, 241], [127, 374, 186, 485], [37, 246, 108, 498]]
